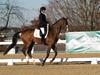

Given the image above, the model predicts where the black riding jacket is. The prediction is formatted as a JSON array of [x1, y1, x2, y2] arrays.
[[39, 13, 48, 28]]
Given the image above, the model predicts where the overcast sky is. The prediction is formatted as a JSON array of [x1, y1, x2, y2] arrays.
[[18, 0, 49, 22]]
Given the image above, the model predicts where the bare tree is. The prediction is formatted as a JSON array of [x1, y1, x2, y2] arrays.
[[47, 0, 100, 31], [0, 0, 25, 31]]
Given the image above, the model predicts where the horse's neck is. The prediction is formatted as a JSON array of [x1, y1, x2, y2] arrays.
[[51, 21, 63, 37]]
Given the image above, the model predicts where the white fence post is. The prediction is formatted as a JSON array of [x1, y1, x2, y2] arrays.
[[7, 59, 14, 66], [91, 58, 98, 64]]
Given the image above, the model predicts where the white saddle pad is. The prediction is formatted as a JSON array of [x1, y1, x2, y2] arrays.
[[33, 29, 41, 38], [33, 27, 48, 38]]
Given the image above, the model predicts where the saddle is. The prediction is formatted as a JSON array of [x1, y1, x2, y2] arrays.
[[33, 24, 49, 38]]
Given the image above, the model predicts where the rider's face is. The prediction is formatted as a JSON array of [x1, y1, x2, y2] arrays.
[[42, 10, 46, 13]]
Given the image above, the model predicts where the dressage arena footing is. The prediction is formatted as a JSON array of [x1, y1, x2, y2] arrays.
[[0, 58, 100, 65]]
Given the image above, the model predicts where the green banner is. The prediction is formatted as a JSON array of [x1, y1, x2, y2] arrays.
[[66, 31, 100, 53]]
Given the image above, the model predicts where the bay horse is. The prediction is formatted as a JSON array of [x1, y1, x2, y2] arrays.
[[3, 17, 68, 66]]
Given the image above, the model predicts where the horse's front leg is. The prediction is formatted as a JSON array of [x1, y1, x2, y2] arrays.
[[22, 45, 27, 57], [42, 47, 51, 66], [50, 45, 57, 64]]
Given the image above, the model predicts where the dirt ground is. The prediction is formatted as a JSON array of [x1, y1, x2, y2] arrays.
[[0, 64, 100, 75], [0, 53, 100, 75], [0, 53, 100, 58]]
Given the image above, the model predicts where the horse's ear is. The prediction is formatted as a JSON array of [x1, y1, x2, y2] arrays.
[[62, 17, 68, 20], [65, 17, 68, 20], [63, 17, 68, 25]]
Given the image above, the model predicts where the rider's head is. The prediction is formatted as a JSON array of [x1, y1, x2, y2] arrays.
[[40, 7, 46, 13]]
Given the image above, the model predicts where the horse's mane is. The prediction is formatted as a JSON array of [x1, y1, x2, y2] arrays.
[[50, 17, 66, 29], [51, 17, 66, 27], [52, 18, 63, 26]]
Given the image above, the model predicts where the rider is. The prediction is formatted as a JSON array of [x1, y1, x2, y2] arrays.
[[39, 7, 48, 44]]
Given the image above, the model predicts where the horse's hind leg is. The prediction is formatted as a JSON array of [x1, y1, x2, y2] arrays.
[[27, 41, 34, 58], [50, 45, 57, 63], [21, 45, 27, 57], [21, 45, 30, 64], [4, 31, 19, 55], [27, 41, 35, 64]]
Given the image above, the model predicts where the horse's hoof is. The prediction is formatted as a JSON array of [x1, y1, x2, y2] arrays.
[[3, 53, 6, 55], [41, 63, 45, 66], [42, 64, 44, 66], [32, 58, 36, 65], [27, 61, 29, 64], [50, 60, 53, 64]]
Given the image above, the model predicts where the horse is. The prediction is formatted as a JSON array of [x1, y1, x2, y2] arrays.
[[3, 17, 68, 66]]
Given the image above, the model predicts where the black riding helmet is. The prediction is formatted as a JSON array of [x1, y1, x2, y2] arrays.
[[40, 7, 46, 13]]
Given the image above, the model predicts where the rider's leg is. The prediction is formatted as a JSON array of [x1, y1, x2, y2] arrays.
[[40, 27, 46, 44], [41, 35, 45, 43]]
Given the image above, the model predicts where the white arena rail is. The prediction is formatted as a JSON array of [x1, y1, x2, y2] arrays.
[[0, 41, 23, 45], [0, 57, 99, 65]]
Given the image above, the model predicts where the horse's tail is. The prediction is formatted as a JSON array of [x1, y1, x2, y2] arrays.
[[3, 31, 21, 55]]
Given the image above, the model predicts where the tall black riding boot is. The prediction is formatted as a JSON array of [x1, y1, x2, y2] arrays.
[[41, 35, 45, 44]]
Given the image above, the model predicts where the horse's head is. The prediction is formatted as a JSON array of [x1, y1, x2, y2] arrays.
[[60, 17, 68, 32]]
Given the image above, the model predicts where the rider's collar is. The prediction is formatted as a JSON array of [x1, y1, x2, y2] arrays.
[[41, 12, 47, 16]]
